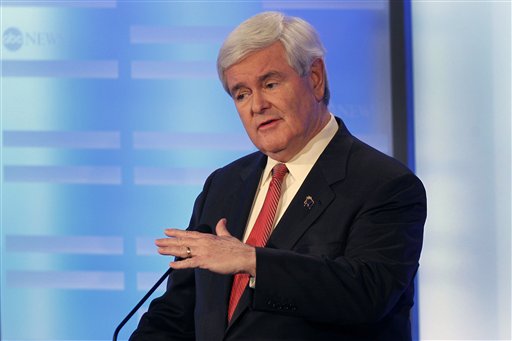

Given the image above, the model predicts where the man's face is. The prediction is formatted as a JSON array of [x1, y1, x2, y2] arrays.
[[224, 42, 329, 162]]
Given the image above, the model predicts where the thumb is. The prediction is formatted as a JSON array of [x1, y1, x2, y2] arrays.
[[215, 218, 231, 237]]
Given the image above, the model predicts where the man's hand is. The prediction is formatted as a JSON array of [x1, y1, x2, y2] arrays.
[[155, 218, 256, 276]]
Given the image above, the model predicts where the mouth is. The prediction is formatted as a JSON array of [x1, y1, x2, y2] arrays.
[[258, 118, 281, 130]]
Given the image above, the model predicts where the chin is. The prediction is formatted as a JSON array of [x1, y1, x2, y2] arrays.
[[259, 143, 284, 155]]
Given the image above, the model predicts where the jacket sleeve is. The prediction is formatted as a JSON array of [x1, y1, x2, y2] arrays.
[[129, 171, 217, 340], [251, 173, 426, 324]]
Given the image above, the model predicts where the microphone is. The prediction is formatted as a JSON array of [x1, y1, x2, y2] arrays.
[[113, 224, 211, 341]]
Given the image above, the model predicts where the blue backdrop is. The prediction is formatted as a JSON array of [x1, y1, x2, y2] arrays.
[[1, 1, 392, 340]]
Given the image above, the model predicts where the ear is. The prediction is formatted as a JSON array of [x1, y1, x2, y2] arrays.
[[308, 58, 326, 103]]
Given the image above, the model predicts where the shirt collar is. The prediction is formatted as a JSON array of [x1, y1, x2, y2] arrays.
[[260, 113, 338, 187]]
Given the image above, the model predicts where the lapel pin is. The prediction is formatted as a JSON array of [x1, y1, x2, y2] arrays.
[[303, 195, 315, 210]]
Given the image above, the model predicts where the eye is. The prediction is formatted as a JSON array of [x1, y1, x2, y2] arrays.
[[265, 82, 278, 89], [235, 92, 247, 102], [235, 90, 249, 102]]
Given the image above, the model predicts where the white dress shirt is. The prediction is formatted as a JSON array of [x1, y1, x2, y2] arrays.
[[242, 114, 338, 242]]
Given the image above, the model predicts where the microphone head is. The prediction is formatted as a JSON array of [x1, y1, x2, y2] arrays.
[[194, 224, 212, 234]]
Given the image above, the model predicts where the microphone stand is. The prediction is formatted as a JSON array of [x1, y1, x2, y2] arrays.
[[113, 225, 210, 340], [112, 267, 172, 341]]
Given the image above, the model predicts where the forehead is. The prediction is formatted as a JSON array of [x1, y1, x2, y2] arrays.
[[224, 42, 297, 90]]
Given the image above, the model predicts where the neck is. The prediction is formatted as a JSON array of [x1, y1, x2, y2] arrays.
[[266, 109, 331, 163]]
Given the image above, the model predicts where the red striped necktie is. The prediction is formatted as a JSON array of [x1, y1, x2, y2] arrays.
[[227, 163, 289, 321]]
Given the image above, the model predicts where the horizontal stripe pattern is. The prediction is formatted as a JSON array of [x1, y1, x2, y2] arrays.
[[133, 132, 253, 150], [130, 26, 230, 44], [136, 271, 167, 291], [7, 271, 124, 290], [3, 131, 121, 149], [1, 0, 116, 7], [1, 60, 118, 78], [131, 61, 216, 79], [262, 0, 386, 10], [3, 165, 122, 184], [133, 167, 210, 185], [6, 235, 123, 254], [135, 237, 158, 256]]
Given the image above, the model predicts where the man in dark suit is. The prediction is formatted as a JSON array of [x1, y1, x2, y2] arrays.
[[130, 11, 426, 340]]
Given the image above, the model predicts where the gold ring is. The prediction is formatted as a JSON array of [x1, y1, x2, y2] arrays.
[[186, 246, 192, 258]]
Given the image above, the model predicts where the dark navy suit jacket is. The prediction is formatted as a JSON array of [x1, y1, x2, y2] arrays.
[[130, 118, 426, 340]]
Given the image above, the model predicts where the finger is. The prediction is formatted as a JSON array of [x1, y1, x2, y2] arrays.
[[155, 237, 174, 247], [156, 244, 177, 256], [156, 245, 192, 259], [155, 236, 184, 248], [156, 243, 190, 257], [170, 257, 196, 270], [164, 228, 204, 239], [215, 218, 231, 237], [163, 228, 187, 238]]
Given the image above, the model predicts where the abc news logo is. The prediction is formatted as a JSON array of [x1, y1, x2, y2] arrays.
[[3, 27, 64, 51]]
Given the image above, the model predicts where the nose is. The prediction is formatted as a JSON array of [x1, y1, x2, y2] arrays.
[[250, 90, 270, 115]]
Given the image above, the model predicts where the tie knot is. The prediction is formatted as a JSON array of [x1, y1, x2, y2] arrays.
[[272, 163, 288, 182]]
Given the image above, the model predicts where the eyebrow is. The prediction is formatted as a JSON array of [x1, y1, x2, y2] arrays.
[[259, 71, 283, 83], [229, 71, 284, 96]]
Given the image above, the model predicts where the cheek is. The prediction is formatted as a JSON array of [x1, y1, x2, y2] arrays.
[[236, 111, 259, 141], [283, 113, 306, 135], [235, 105, 251, 125], [287, 100, 314, 130]]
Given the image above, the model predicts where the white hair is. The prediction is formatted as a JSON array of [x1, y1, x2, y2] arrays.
[[217, 11, 330, 105]]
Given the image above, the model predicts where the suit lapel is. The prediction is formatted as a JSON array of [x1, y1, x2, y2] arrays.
[[268, 118, 353, 250], [225, 118, 354, 330], [267, 166, 335, 250], [226, 153, 267, 241], [225, 155, 342, 330]]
